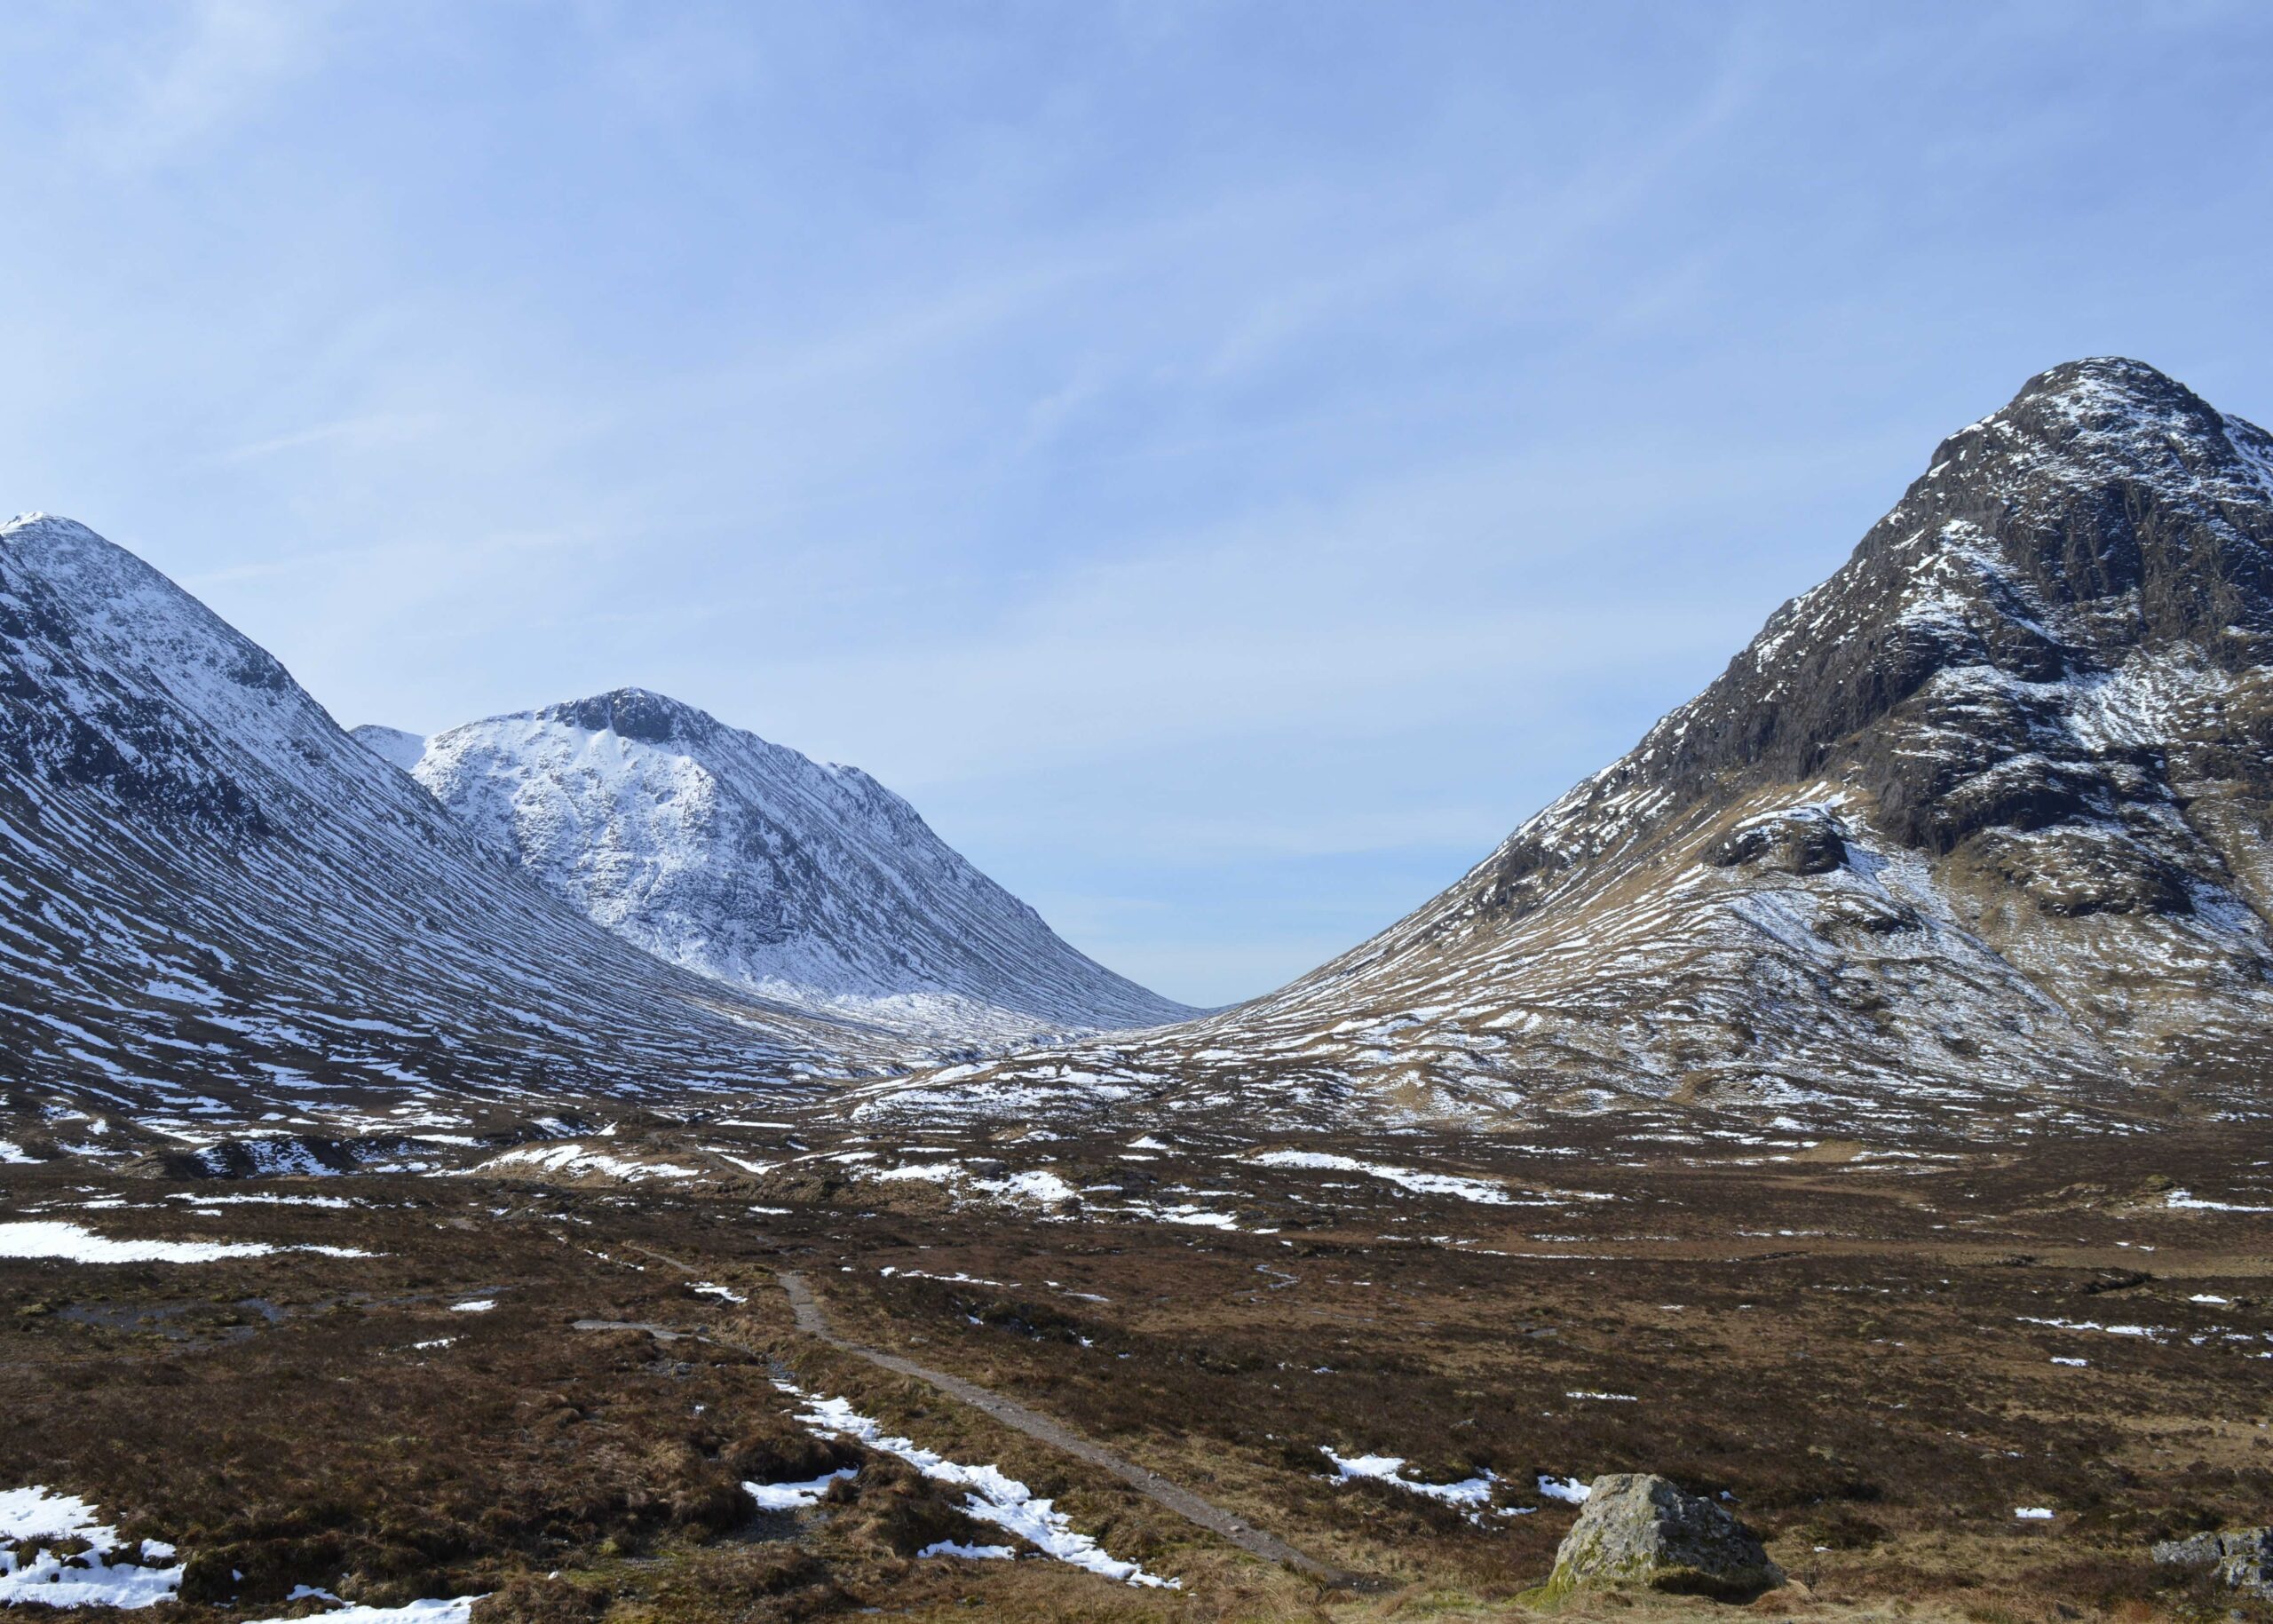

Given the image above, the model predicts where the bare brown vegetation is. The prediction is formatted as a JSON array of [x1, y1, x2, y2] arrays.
[[1, 1112, 2267, 1621]]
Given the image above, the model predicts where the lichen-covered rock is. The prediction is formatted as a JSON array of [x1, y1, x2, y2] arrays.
[[2152, 1526, 2273, 1599], [1542, 1474, 1784, 1600]]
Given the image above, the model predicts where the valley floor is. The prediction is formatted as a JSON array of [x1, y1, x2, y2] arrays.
[[1, 1114, 2268, 1622]]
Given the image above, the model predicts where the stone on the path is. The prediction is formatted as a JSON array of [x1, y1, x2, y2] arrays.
[[2152, 1527, 2273, 1600], [1540, 1473, 1785, 1601]]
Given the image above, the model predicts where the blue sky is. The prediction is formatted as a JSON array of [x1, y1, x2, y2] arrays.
[[5, 3, 2273, 1006]]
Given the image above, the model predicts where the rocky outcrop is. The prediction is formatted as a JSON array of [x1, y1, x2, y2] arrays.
[[1539, 1474, 1784, 1601], [1705, 806, 1848, 875], [2153, 1526, 2273, 1599]]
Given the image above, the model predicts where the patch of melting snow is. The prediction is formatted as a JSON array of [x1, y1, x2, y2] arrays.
[[866, 1162, 1081, 1212], [0, 1485, 183, 1608], [469, 1144, 697, 1182], [1564, 1390, 1637, 1402], [917, 1539, 1017, 1560], [2015, 1507, 2055, 1520], [0, 1221, 361, 1264], [2017, 1315, 2163, 1339], [776, 1383, 1177, 1588], [691, 1282, 747, 1304], [975, 1169, 1080, 1207], [1320, 1448, 1496, 1508], [1537, 1475, 1592, 1504], [743, 1469, 856, 1510], [449, 1299, 496, 1314], [1249, 1149, 1514, 1205], [1118, 1202, 1239, 1230], [879, 1267, 1006, 1287], [2166, 1189, 2273, 1213], [2050, 1356, 2087, 1367], [873, 1161, 961, 1184], [241, 1600, 479, 1623]]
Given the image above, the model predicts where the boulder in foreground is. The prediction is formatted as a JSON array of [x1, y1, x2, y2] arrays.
[[1540, 1473, 1785, 1601], [2153, 1526, 2272, 1600]]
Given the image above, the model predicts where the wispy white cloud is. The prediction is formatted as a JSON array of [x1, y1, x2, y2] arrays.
[[91, 0, 351, 167], [207, 409, 443, 465]]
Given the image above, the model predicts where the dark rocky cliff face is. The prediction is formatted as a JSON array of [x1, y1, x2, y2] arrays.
[[1470, 358, 2273, 914], [537, 688, 725, 748]]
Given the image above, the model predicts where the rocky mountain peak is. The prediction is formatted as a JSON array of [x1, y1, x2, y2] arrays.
[[0, 518, 879, 1123], [1945, 355, 2258, 482], [0, 512, 319, 841], [534, 686, 725, 748], [1456, 359, 2273, 912], [858, 360, 2273, 1131], [1898, 356, 2273, 650]]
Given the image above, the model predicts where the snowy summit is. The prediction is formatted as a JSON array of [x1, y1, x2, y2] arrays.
[[387, 687, 1193, 1044]]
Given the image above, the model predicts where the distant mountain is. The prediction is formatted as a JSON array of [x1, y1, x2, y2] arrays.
[[387, 688, 1192, 1042], [0, 516, 885, 1153], [350, 724, 426, 772], [859, 359, 2273, 1131]]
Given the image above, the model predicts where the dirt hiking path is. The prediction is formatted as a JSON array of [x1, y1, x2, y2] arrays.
[[604, 1242, 1351, 1585], [773, 1266, 1353, 1584]]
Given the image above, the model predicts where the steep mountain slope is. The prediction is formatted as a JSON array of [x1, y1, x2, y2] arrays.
[[349, 724, 426, 772], [854, 359, 2273, 1133], [396, 689, 1192, 1042], [0, 516, 886, 1153]]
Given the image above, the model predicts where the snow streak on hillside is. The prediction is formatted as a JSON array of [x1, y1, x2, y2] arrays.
[[0, 515, 883, 1145]]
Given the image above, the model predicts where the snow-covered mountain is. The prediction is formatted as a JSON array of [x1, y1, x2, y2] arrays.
[[855, 359, 2273, 1133], [0, 516, 890, 1155], [384, 688, 1192, 1042], [349, 724, 426, 772]]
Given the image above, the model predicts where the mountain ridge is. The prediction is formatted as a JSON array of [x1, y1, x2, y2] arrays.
[[9, 356, 2269, 1155], [0, 513, 890, 1155], [349, 724, 426, 772], [392, 685, 1195, 1043], [849, 358, 2273, 1133]]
